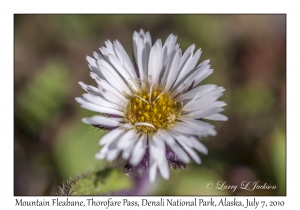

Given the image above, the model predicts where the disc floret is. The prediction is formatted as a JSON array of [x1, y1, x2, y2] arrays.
[[125, 85, 181, 133]]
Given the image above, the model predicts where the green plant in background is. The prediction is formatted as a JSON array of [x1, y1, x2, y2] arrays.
[[59, 168, 132, 195], [16, 61, 69, 135], [53, 110, 106, 177], [269, 127, 286, 195]]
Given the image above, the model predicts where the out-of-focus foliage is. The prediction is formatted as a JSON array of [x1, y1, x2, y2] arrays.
[[269, 127, 286, 195], [14, 15, 286, 195], [16, 62, 69, 134], [59, 168, 132, 195], [54, 109, 106, 177]]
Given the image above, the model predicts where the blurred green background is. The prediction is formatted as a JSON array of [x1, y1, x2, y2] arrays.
[[14, 14, 286, 195]]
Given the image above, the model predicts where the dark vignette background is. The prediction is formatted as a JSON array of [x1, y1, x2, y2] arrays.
[[14, 14, 286, 195]]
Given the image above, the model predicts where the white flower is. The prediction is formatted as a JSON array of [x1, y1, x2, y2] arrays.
[[76, 29, 227, 182]]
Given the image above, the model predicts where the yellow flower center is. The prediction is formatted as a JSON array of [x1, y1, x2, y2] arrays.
[[125, 85, 182, 133]]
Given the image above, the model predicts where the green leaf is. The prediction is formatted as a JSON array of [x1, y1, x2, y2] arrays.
[[59, 168, 132, 195]]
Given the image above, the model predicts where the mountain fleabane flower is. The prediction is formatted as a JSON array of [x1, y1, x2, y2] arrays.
[[76, 29, 227, 182]]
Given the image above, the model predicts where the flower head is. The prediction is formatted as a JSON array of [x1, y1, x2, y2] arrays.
[[76, 29, 227, 182]]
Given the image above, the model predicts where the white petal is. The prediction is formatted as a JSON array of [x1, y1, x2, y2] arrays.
[[178, 44, 195, 71], [177, 84, 217, 101], [170, 120, 216, 137], [89, 71, 128, 102], [181, 86, 225, 105], [95, 149, 106, 159], [139, 29, 145, 37], [86, 56, 105, 79], [179, 116, 217, 136], [149, 137, 158, 182], [178, 141, 201, 164], [171, 67, 213, 97], [133, 30, 152, 74], [194, 68, 214, 87], [149, 156, 158, 182], [188, 49, 202, 72], [75, 97, 125, 116], [95, 153, 104, 159], [178, 134, 208, 155], [97, 85, 128, 106], [160, 44, 180, 85], [100, 40, 116, 58], [148, 40, 163, 85], [78, 81, 101, 96], [169, 123, 196, 135], [172, 48, 202, 88], [116, 129, 137, 150], [122, 135, 139, 160], [107, 54, 139, 91], [136, 38, 148, 87], [106, 149, 121, 161], [160, 130, 190, 163], [185, 107, 224, 119], [134, 122, 155, 129], [184, 99, 226, 112], [142, 32, 152, 85], [93, 51, 103, 60], [169, 44, 196, 89], [95, 77, 128, 103], [167, 130, 201, 164], [81, 93, 124, 110], [171, 62, 212, 94], [152, 133, 170, 180], [122, 142, 135, 160], [95, 128, 125, 159], [204, 113, 228, 121], [188, 136, 208, 155], [149, 135, 169, 181], [133, 31, 140, 56], [144, 32, 152, 47], [165, 49, 182, 91], [97, 60, 132, 95], [96, 143, 115, 160], [82, 115, 121, 127], [162, 34, 177, 66], [173, 50, 194, 87], [198, 59, 210, 67], [114, 40, 137, 79], [105, 128, 136, 161], [99, 126, 125, 145], [129, 134, 147, 166]]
